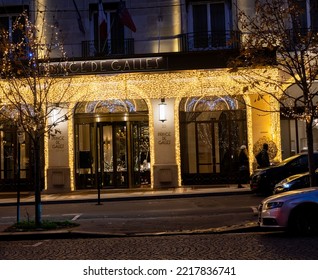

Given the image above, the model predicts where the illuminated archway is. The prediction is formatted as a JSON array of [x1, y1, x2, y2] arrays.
[[73, 99, 150, 189], [179, 95, 247, 185]]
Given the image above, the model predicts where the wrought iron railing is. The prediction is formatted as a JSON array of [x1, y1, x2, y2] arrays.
[[81, 38, 135, 58], [179, 31, 240, 52], [71, 31, 240, 59]]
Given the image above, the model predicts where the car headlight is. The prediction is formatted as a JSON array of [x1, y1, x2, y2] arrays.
[[281, 182, 291, 190], [265, 201, 284, 209]]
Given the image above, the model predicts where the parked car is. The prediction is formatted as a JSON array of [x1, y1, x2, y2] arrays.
[[258, 187, 318, 235], [273, 169, 318, 194], [250, 153, 318, 194]]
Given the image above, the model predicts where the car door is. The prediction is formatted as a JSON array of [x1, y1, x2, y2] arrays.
[[288, 155, 308, 175]]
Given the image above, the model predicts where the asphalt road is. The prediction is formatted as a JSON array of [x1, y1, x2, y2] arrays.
[[1, 194, 317, 270], [0, 194, 264, 233]]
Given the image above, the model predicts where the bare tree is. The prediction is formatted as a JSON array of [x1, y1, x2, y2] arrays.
[[0, 11, 72, 226], [230, 0, 318, 187]]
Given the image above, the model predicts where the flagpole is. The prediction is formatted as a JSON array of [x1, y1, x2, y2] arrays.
[[98, 0, 105, 54], [102, 18, 115, 54], [158, 12, 162, 53], [102, 15, 114, 54]]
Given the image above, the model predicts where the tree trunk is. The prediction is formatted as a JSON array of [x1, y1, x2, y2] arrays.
[[34, 137, 42, 227], [306, 121, 316, 187]]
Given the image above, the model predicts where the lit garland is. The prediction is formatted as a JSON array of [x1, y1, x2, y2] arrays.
[[53, 68, 280, 102], [0, 59, 285, 189], [174, 97, 182, 186], [144, 98, 155, 189], [44, 128, 48, 191], [270, 95, 281, 162], [231, 67, 283, 164], [68, 103, 75, 191], [242, 95, 254, 174], [64, 69, 251, 188]]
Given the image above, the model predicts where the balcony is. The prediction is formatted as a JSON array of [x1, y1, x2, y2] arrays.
[[63, 31, 240, 60], [179, 31, 240, 52], [81, 38, 135, 58]]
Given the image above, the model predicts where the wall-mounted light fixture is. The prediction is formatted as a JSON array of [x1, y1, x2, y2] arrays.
[[159, 98, 167, 122]]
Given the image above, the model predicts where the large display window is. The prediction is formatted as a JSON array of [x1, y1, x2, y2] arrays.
[[0, 124, 35, 192]]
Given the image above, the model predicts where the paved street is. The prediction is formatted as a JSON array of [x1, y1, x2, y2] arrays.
[[0, 194, 262, 235], [1, 190, 317, 261], [1, 231, 318, 259]]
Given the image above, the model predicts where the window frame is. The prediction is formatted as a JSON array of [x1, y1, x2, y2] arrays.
[[187, 0, 232, 50], [89, 3, 125, 55]]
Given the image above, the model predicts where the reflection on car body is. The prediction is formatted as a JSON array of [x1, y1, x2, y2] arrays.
[[258, 188, 318, 235]]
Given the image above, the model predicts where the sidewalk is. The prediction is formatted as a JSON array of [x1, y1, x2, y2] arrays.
[[0, 184, 252, 205], [0, 185, 258, 239]]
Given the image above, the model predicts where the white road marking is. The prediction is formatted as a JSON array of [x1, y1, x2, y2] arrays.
[[62, 213, 82, 220], [71, 214, 81, 221]]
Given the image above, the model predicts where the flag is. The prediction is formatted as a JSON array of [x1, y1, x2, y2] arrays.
[[98, 0, 107, 41], [117, 2, 136, 32], [72, 0, 85, 34]]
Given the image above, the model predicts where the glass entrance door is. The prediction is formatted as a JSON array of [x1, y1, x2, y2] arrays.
[[74, 99, 150, 189], [196, 121, 220, 174], [98, 123, 128, 188], [75, 121, 150, 189]]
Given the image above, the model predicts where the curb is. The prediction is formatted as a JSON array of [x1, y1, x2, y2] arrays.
[[0, 189, 253, 207], [0, 223, 261, 241]]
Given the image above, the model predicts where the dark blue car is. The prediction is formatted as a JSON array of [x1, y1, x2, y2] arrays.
[[273, 170, 318, 194], [250, 153, 318, 195]]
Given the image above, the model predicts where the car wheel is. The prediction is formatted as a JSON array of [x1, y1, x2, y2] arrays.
[[288, 205, 318, 235]]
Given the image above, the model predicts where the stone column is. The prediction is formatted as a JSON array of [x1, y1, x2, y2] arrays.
[[152, 98, 178, 188], [46, 108, 71, 192]]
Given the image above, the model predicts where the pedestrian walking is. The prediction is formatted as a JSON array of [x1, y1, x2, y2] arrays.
[[256, 143, 270, 168], [238, 145, 249, 188]]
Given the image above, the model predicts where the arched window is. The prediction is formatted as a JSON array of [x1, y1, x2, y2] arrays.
[[179, 95, 247, 185], [74, 98, 149, 189]]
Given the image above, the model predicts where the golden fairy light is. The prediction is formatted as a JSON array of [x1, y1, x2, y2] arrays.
[[4, 0, 289, 192], [1, 64, 287, 189]]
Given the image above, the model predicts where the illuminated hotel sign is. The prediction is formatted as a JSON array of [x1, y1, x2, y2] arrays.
[[46, 57, 166, 75]]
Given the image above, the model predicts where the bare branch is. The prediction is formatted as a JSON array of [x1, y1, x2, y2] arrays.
[[231, 0, 318, 186]]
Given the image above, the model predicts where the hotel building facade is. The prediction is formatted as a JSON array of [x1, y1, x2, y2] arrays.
[[0, 0, 317, 193]]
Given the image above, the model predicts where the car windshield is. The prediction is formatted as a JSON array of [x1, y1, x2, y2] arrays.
[[275, 154, 304, 167]]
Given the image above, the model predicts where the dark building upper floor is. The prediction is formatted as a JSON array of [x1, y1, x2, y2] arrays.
[[0, 0, 317, 63]]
